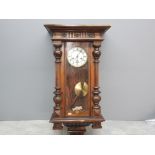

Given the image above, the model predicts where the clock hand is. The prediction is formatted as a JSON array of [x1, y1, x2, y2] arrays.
[[76, 53, 79, 59]]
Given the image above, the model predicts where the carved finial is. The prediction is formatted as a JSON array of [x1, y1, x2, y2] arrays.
[[53, 41, 62, 63], [93, 41, 102, 63], [53, 87, 62, 110]]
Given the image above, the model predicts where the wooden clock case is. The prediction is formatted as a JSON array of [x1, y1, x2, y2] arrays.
[[44, 24, 111, 134]]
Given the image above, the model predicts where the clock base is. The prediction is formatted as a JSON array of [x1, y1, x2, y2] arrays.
[[53, 122, 63, 130], [51, 116, 105, 134], [63, 122, 90, 135], [67, 126, 86, 135]]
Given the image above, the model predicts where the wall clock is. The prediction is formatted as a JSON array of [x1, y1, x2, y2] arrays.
[[44, 24, 111, 134]]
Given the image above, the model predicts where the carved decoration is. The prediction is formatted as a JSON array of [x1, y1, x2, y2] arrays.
[[52, 41, 62, 120], [74, 32, 81, 38], [92, 87, 101, 116], [52, 32, 98, 40], [53, 41, 62, 63], [87, 33, 95, 38], [92, 122, 102, 129], [62, 32, 67, 38], [92, 41, 102, 117], [93, 41, 101, 63], [44, 24, 111, 134], [53, 87, 62, 117], [53, 123, 63, 130]]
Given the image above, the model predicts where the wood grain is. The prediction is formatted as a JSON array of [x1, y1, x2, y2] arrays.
[[44, 24, 111, 134], [65, 42, 90, 117]]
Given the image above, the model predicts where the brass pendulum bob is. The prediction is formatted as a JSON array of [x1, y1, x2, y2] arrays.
[[70, 82, 88, 109], [74, 82, 88, 97]]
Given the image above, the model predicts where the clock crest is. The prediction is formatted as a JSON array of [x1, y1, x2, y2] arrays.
[[44, 24, 111, 134]]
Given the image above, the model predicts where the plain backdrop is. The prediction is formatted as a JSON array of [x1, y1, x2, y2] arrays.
[[0, 19, 155, 121]]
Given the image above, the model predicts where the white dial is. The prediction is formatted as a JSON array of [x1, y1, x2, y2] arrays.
[[67, 47, 87, 67]]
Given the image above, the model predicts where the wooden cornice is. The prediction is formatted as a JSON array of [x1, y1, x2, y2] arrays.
[[44, 24, 111, 42], [44, 24, 111, 33]]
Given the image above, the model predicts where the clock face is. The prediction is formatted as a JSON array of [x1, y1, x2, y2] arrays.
[[67, 47, 87, 67]]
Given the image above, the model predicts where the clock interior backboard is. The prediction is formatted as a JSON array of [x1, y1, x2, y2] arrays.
[[64, 42, 91, 117]]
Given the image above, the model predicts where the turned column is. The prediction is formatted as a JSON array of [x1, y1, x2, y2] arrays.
[[92, 41, 104, 128], [51, 41, 63, 130]]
